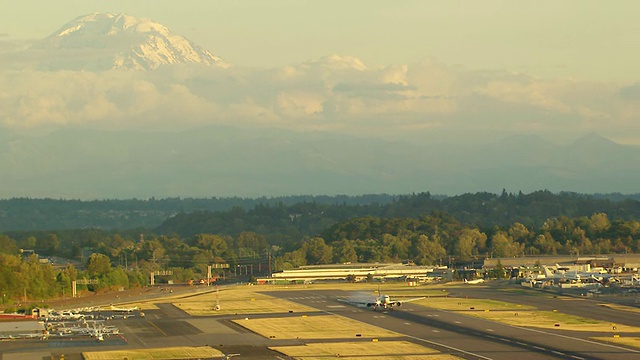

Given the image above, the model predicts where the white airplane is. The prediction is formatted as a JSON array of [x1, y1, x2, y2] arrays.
[[341, 287, 425, 311], [542, 264, 602, 283], [105, 304, 138, 312], [88, 323, 106, 342], [50, 310, 85, 320], [463, 278, 485, 285]]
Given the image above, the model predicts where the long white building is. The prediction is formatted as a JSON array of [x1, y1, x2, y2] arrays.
[[265, 263, 443, 283]]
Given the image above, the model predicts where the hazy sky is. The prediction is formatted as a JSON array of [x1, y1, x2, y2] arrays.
[[2, 1, 639, 80], [1, 1, 639, 198], [1, 1, 639, 144]]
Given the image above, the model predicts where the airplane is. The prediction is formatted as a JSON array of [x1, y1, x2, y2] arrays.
[[87, 322, 108, 342], [463, 278, 485, 285], [104, 304, 139, 312], [93, 327, 104, 342], [340, 287, 425, 311], [542, 265, 581, 282], [49, 310, 85, 320], [542, 264, 614, 283]]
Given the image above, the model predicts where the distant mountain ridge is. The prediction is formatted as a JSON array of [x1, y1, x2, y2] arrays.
[[31, 13, 227, 70], [0, 128, 639, 200]]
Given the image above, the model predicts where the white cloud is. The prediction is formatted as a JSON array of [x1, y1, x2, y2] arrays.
[[0, 54, 638, 144]]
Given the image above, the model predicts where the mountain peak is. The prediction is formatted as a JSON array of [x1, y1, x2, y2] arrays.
[[567, 133, 620, 150], [33, 13, 227, 71]]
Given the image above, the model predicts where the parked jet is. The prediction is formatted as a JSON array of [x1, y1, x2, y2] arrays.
[[50, 310, 85, 320], [106, 304, 138, 312], [542, 264, 617, 282], [464, 278, 485, 285]]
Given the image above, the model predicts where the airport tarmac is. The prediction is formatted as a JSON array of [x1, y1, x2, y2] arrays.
[[264, 288, 640, 360], [3, 283, 640, 360], [1, 288, 298, 360], [448, 285, 640, 327]]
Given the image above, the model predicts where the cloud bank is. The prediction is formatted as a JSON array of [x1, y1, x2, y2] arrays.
[[0, 50, 637, 144]]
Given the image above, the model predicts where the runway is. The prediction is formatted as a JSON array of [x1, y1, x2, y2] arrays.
[[3, 284, 640, 360], [264, 288, 640, 360]]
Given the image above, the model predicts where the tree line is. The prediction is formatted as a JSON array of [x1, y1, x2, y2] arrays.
[[2, 191, 640, 232], [1, 191, 640, 309]]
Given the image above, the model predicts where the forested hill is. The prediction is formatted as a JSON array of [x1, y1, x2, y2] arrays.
[[155, 191, 640, 241], [0, 195, 395, 231], [1, 191, 639, 233]]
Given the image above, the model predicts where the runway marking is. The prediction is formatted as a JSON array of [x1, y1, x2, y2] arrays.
[[320, 308, 492, 360], [454, 321, 461, 324], [404, 333, 493, 360], [326, 305, 345, 308], [404, 322, 412, 325], [486, 328, 494, 332], [570, 356, 586, 360], [432, 330, 440, 333], [146, 320, 168, 337], [551, 351, 565, 356], [435, 304, 640, 355], [517, 324, 640, 354]]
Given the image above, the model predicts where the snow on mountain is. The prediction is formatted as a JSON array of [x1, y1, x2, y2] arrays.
[[32, 13, 227, 71]]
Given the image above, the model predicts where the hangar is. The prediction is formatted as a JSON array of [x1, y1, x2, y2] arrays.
[[261, 263, 445, 283]]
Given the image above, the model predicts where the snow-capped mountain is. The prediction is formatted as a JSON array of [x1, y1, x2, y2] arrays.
[[32, 13, 227, 71]]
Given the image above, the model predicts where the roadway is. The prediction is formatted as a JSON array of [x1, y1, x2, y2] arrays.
[[263, 288, 640, 360]]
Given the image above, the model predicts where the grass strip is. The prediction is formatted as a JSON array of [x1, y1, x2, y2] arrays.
[[590, 336, 640, 349], [270, 340, 462, 360], [233, 314, 401, 339], [418, 296, 640, 332], [416, 297, 533, 311], [172, 285, 317, 315], [82, 346, 223, 360]]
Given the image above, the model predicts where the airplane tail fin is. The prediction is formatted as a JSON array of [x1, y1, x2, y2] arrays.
[[542, 266, 554, 277]]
